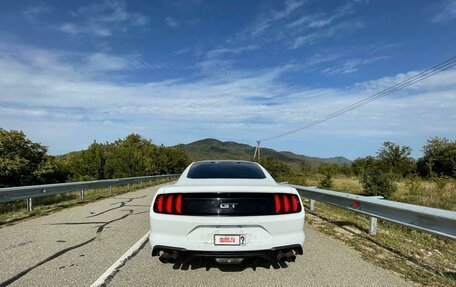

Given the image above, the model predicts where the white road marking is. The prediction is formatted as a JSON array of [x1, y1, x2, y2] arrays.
[[91, 231, 150, 287]]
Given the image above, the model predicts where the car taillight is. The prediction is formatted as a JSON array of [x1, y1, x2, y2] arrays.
[[154, 194, 183, 215], [274, 194, 281, 213], [155, 195, 164, 213], [175, 194, 182, 214], [274, 194, 302, 214]]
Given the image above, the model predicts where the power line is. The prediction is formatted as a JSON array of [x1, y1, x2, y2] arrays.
[[259, 56, 456, 142]]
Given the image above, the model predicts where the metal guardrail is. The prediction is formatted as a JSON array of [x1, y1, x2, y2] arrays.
[[288, 184, 456, 240], [1, 177, 454, 239], [0, 174, 179, 211]]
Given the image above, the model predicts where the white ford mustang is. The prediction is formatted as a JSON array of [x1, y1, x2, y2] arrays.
[[149, 160, 305, 265]]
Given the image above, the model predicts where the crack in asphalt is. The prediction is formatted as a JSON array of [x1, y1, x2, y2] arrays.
[[86, 196, 146, 218], [0, 196, 149, 286], [0, 237, 97, 287], [6, 240, 34, 251], [96, 211, 148, 234]]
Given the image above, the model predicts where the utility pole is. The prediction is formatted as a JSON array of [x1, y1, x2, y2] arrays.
[[253, 140, 261, 162]]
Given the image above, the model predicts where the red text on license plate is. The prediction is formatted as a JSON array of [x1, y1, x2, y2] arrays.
[[214, 235, 241, 245]]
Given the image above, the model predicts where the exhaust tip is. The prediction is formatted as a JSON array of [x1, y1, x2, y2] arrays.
[[159, 252, 178, 264], [276, 252, 286, 262], [277, 251, 296, 262], [284, 251, 296, 262]]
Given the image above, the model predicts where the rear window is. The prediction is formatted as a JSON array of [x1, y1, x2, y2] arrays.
[[187, 161, 266, 179]]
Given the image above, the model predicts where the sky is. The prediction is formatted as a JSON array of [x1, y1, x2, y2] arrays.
[[0, 0, 455, 159]]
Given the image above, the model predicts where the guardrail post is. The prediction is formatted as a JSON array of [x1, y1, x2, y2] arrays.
[[109, 186, 112, 195], [140, 181, 143, 187], [80, 189, 85, 200], [127, 184, 130, 191], [26, 198, 33, 211], [369, 217, 378, 235], [310, 199, 315, 211]]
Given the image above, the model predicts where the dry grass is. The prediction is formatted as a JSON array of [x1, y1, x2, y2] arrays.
[[294, 174, 456, 210], [291, 175, 456, 286], [394, 177, 456, 211]]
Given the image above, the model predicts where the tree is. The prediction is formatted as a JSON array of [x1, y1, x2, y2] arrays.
[[259, 157, 291, 179], [62, 141, 108, 181], [0, 128, 64, 187], [300, 159, 312, 174], [33, 155, 67, 184], [62, 134, 191, 181], [361, 167, 397, 199], [154, 145, 191, 174], [351, 156, 377, 176], [103, 134, 155, 178], [376, 141, 416, 177], [417, 137, 456, 178]]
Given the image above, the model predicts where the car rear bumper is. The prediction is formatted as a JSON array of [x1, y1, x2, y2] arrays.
[[149, 211, 305, 255], [151, 244, 303, 257]]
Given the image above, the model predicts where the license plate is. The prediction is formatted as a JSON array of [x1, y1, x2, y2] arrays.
[[214, 234, 246, 246]]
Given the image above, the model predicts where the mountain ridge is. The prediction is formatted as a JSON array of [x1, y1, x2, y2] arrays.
[[176, 138, 351, 168]]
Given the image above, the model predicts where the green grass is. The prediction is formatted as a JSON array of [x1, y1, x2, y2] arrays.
[[0, 179, 171, 226], [291, 174, 456, 286]]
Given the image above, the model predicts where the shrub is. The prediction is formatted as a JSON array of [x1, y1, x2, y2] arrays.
[[361, 169, 397, 199], [319, 173, 333, 189]]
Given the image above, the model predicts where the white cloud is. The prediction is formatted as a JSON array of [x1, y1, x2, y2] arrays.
[[85, 53, 131, 71], [287, 2, 355, 29], [22, 5, 52, 18], [286, 14, 318, 28], [291, 20, 365, 49], [206, 45, 258, 59], [309, 2, 354, 28], [58, 0, 148, 37], [227, 0, 366, 52], [197, 45, 259, 76], [59, 23, 81, 35], [165, 17, 179, 28], [432, 0, 456, 23], [321, 56, 389, 75], [0, 42, 455, 155], [250, 0, 306, 36], [174, 47, 193, 55]]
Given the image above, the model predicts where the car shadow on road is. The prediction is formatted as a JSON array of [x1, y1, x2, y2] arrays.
[[165, 257, 291, 272]]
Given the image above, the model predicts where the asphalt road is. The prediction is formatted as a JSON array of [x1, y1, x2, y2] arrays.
[[0, 184, 412, 287]]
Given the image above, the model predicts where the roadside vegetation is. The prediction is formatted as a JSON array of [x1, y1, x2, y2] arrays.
[[258, 139, 456, 286], [0, 128, 190, 187], [0, 128, 190, 221]]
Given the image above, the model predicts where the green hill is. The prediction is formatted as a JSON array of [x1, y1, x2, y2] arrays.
[[176, 138, 351, 168]]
